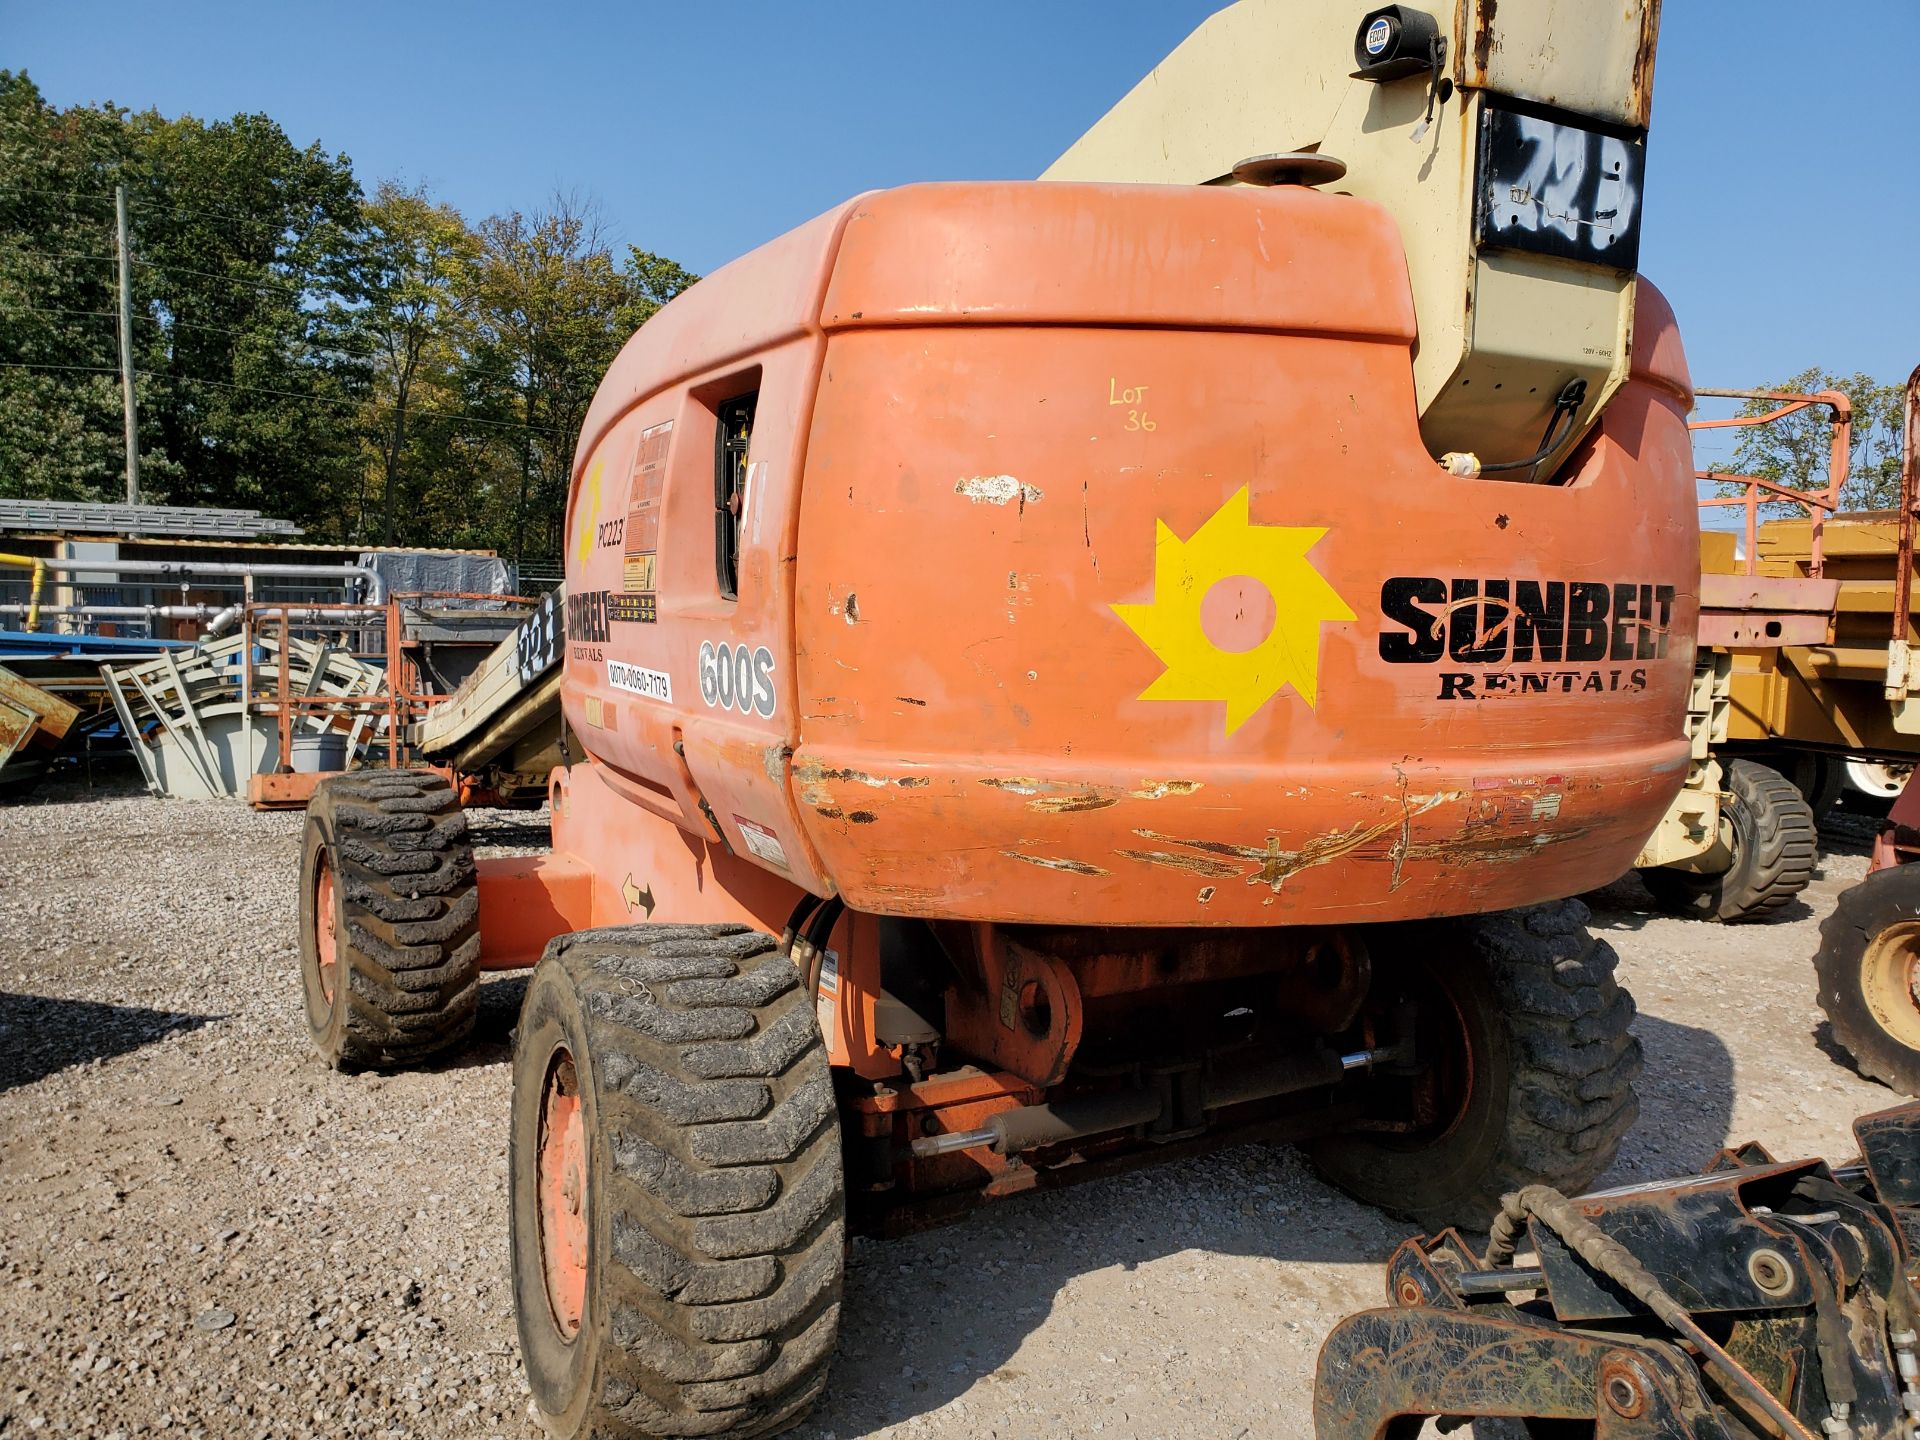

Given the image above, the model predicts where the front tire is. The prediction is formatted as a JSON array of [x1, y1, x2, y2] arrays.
[[299, 769, 479, 1069], [1640, 759, 1815, 923], [511, 923, 844, 1440], [1816, 866, 1920, 1095], [1309, 899, 1642, 1231]]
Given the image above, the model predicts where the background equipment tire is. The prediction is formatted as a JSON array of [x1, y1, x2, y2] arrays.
[[1639, 759, 1816, 923], [298, 769, 479, 1070], [1815, 866, 1920, 1095], [1309, 899, 1641, 1232], [510, 923, 844, 1440], [1788, 750, 1845, 819]]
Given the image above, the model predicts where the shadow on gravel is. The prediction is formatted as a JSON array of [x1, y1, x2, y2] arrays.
[[1588, 895, 1817, 934], [810, 1139, 1407, 1438], [0, 760, 150, 809], [1811, 1018, 1907, 1097], [1818, 815, 1876, 859], [1581, 875, 1670, 933], [1606, 1010, 1737, 1182], [425, 974, 530, 1074], [0, 992, 218, 1091], [1585, 872, 1827, 933]]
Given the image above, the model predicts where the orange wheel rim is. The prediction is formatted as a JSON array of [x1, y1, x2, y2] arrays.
[[314, 853, 339, 1004], [538, 1050, 589, 1338]]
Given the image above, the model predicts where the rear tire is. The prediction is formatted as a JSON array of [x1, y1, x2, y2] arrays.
[[1640, 759, 1815, 923], [298, 769, 479, 1070], [511, 923, 844, 1440], [1815, 866, 1920, 1095], [1309, 899, 1641, 1231]]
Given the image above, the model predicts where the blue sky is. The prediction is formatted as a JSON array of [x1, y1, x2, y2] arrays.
[[6, 1, 1916, 398]]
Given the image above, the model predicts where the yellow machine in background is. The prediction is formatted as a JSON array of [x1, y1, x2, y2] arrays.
[[1635, 383, 1920, 923]]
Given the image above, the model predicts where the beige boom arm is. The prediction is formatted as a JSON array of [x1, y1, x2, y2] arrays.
[[1046, 0, 1662, 477]]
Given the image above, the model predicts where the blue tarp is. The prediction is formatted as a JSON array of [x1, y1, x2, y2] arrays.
[[0, 630, 192, 661]]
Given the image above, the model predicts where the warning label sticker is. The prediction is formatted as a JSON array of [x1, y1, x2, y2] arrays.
[[623, 421, 672, 597], [735, 816, 790, 871], [815, 948, 838, 1047]]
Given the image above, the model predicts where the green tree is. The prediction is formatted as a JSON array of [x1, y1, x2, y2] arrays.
[[0, 72, 136, 500], [1718, 368, 1906, 515], [468, 195, 696, 562], [0, 78, 699, 559], [343, 180, 480, 543], [126, 107, 368, 533], [625, 248, 699, 314]]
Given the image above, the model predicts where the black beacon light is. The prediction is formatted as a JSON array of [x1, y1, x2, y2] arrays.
[[1351, 5, 1444, 82]]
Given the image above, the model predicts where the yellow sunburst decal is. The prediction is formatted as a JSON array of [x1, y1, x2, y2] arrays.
[[573, 458, 604, 568], [1112, 486, 1353, 734]]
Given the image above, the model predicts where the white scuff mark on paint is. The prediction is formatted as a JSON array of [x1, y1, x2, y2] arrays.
[[744, 461, 768, 547], [1131, 780, 1204, 800], [955, 475, 1042, 507]]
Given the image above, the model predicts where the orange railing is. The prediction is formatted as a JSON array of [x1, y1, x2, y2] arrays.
[[1691, 388, 1852, 579], [1892, 367, 1920, 656], [243, 590, 543, 784]]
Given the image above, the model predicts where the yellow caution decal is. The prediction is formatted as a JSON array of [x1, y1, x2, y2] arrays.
[[1112, 486, 1352, 734]]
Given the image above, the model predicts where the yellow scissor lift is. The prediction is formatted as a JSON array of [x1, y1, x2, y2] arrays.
[[1626, 370, 1920, 1096], [1633, 382, 1920, 923]]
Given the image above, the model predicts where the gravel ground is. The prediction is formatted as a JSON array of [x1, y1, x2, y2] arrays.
[[0, 767, 1902, 1440]]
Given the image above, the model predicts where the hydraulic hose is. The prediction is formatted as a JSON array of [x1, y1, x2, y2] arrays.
[[800, 896, 845, 1005], [778, 895, 819, 957], [1477, 379, 1590, 477], [1486, 1186, 1818, 1440]]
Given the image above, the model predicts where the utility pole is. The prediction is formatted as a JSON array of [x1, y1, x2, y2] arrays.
[[114, 184, 141, 506]]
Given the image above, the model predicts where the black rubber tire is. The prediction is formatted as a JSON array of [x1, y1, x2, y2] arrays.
[[510, 924, 844, 1440], [1788, 750, 1845, 820], [1639, 759, 1816, 923], [298, 769, 479, 1070], [1309, 899, 1642, 1232], [1815, 866, 1920, 1095]]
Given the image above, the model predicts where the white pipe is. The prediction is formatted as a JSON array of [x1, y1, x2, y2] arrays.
[[0, 603, 225, 622], [202, 603, 384, 638]]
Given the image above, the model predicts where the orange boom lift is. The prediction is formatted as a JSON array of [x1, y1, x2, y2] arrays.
[[297, 3, 1694, 1435]]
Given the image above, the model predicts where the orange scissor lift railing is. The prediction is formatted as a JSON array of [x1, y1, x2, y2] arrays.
[[1688, 365, 1920, 778], [242, 600, 405, 809], [1695, 386, 1853, 580], [245, 590, 543, 808], [1690, 388, 1848, 650]]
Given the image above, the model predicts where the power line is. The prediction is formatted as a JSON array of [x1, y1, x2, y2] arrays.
[[0, 242, 116, 264], [0, 360, 120, 374], [133, 256, 315, 297], [2, 182, 298, 232], [17, 304, 121, 321], [1, 183, 115, 210], [2, 242, 328, 298], [1, 356, 560, 437], [155, 370, 557, 433], [158, 314, 391, 364], [14, 291, 490, 379], [16, 287, 385, 360]]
